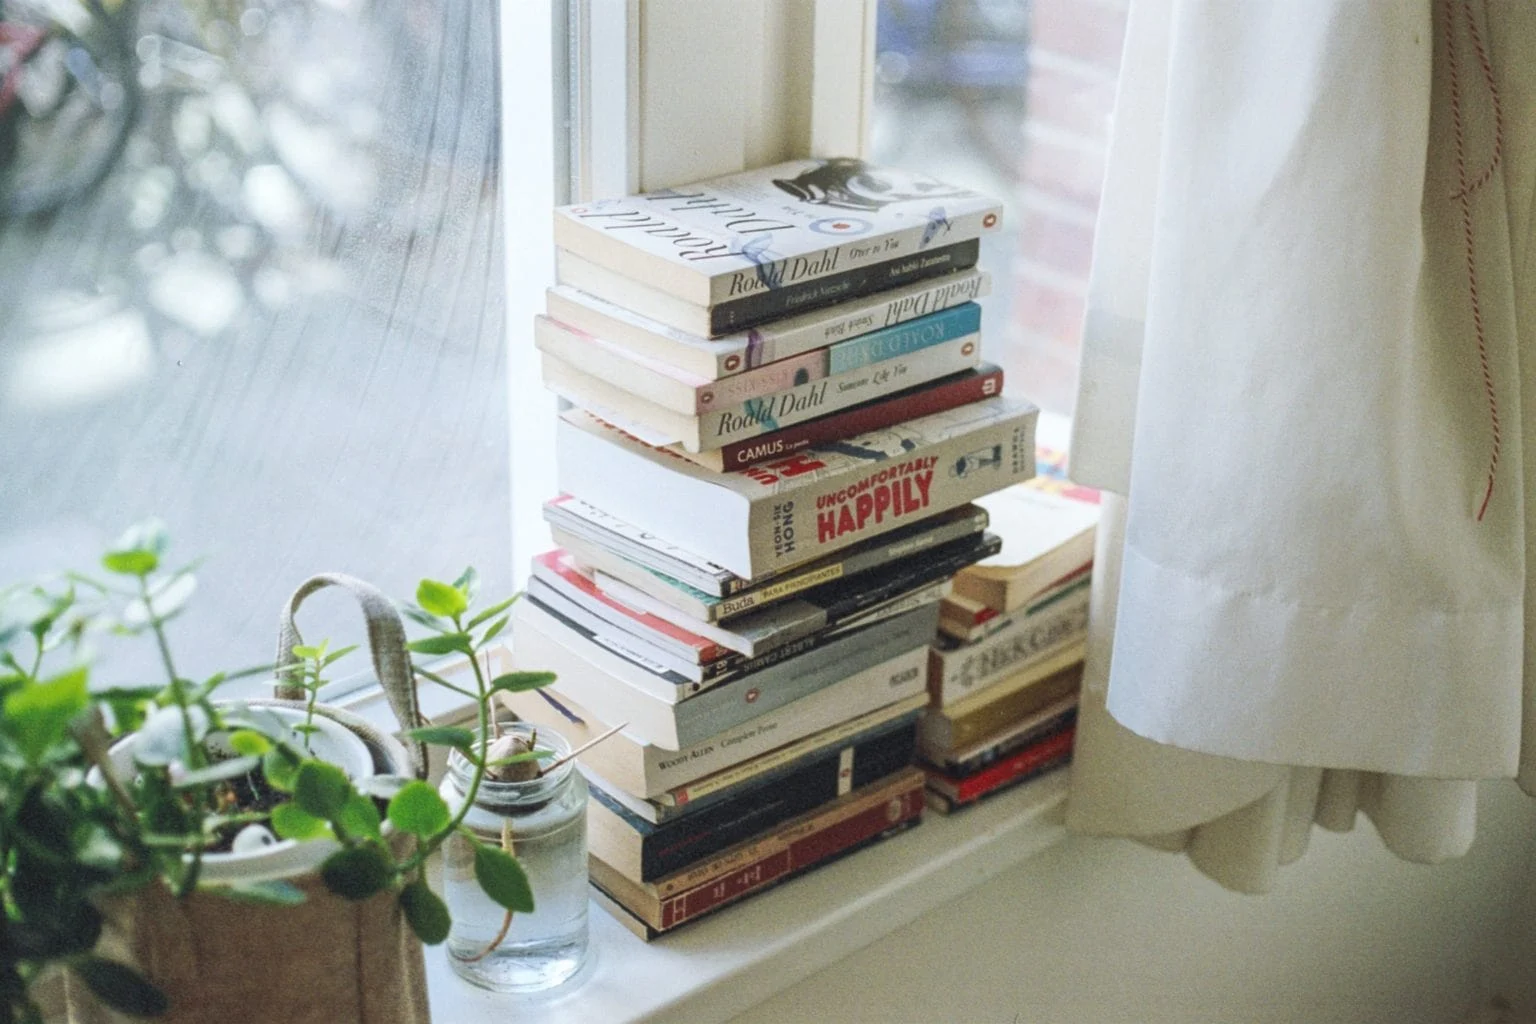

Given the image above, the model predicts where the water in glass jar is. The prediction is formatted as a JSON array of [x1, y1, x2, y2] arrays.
[[443, 816, 589, 992]]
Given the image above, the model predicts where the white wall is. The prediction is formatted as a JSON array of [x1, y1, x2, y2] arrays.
[[729, 779, 1536, 1024]]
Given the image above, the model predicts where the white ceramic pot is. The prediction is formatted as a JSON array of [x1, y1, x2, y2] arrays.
[[99, 703, 378, 885]]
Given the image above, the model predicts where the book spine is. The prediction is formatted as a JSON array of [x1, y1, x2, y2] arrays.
[[691, 334, 980, 451], [630, 722, 916, 879], [637, 647, 928, 795], [738, 269, 989, 371], [535, 551, 727, 662], [709, 365, 1004, 472], [668, 606, 937, 746], [923, 662, 1084, 751], [937, 727, 1076, 805], [711, 506, 990, 617], [929, 580, 1091, 705], [707, 239, 980, 335], [662, 699, 925, 806], [930, 703, 1078, 776], [739, 402, 1036, 579], [823, 302, 980, 375], [546, 495, 738, 595], [658, 775, 926, 925], [707, 210, 996, 306]]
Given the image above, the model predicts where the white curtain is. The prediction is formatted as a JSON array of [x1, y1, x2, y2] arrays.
[[1065, 0, 1536, 892]]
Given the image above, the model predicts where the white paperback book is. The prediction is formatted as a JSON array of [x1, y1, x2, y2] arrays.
[[555, 396, 1039, 579], [544, 268, 989, 379], [540, 333, 981, 452], [552, 158, 1002, 308]]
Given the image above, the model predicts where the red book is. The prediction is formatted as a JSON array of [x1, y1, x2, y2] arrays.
[[530, 549, 730, 664], [673, 364, 1004, 472], [924, 725, 1076, 807], [589, 769, 926, 934]]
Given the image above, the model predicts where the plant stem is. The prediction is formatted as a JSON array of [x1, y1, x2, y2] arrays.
[[139, 577, 203, 771], [399, 616, 493, 877]]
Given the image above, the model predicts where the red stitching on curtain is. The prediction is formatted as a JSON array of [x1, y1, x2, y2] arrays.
[[1443, 0, 1504, 522]]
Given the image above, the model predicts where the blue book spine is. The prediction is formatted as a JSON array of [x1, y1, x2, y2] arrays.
[[825, 302, 982, 375]]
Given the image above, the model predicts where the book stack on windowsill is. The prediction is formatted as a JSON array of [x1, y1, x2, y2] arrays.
[[920, 450, 1100, 813], [499, 158, 1040, 939]]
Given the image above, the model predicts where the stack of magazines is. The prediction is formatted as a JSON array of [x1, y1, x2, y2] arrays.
[[501, 158, 1039, 938]]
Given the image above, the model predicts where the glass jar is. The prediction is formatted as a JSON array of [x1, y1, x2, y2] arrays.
[[438, 722, 589, 992]]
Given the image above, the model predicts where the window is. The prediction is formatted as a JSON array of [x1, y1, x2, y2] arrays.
[[1, 0, 517, 691], [872, 0, 1126, 418]]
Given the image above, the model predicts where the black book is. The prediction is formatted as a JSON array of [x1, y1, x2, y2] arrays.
[[587, 718, 919, 881]]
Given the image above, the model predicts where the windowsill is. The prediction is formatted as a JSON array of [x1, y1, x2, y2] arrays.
[[342, 609, 1073, 1023], [423, 771, 1069, 1024]]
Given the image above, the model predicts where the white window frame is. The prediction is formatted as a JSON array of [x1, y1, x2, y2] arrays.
[[501, 0, 878, 585]]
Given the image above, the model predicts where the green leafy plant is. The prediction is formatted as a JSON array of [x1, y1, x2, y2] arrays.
[[0, 524, 558, 1022]]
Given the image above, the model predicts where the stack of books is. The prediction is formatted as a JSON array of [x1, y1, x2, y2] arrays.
[[500, 158, 1040, 939], [919, 450, 1100, 812]]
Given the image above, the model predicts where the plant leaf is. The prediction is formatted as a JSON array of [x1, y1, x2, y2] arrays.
[[218, 880, 308, 906], [271, 802, 331, 841], [227, 729, 272, 756], [452, 566, 480, 603], [263, 748, 301, 792], [403, 725, 475, 752], [416, 579, 467, 619], [320, 844, 395, 901], [336, 792, 382, 840], [74, 958, 169, 1017], [100, 550, 158, 577], [474, 843, 535, 913], [400, 880, 451, 944], [3, 667, 89, 762], [387, 781, 451, 838], [321, 643, 360, 668], [466, 593, 519, 630], [291, 644, 321, 660], [478, 614, 511, 647], [406, 633, 472, 657], [489, 671, 556, 695], [294, 761, 351, 819]]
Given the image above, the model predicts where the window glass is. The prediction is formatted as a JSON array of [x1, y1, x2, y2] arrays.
[[872, 0, 1126, 419], [0, 0, 508, 690]]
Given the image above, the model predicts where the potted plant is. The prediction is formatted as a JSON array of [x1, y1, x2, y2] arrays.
[[0, 521, 557, 1023]]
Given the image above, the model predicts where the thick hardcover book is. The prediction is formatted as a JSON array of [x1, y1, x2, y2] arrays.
[[548, 497, 987, 613], [952, 449, 1101, 613], [923, 726, 1075, 810], [556, 396, 1038, 579], [544, 269, 989, 379], [587, 718, 917, 881], [919, 693, 1078, 774], [535, 304, 981, 415], [497, 648, 927, 799], [671, 365, 1005, 472], [597, 530, 997, 660], [919, 654, 1085, 753], [588, 767, 927, 933], [928, 571, 1092, 706], [552, 159, 1000, 304], [541, 332, 982, 453], [512, 596, 937, 749], [581, 697, 927, 825]]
